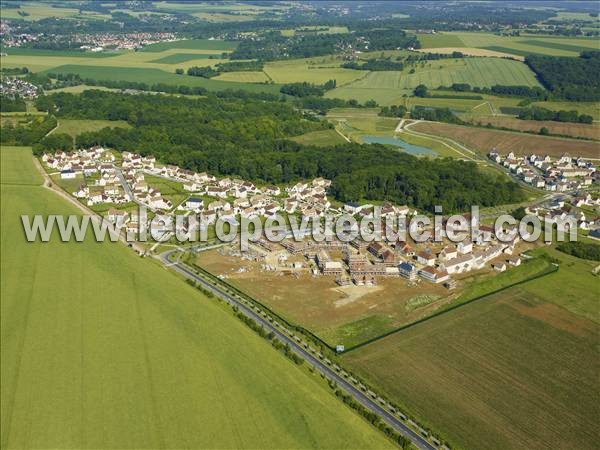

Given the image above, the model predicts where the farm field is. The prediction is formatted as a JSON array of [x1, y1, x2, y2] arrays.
[[264, 57, 367, 86], [149, 53, 219, 64], [289, 129, 348, 146], [468, 116, 600, 140], [214, 71, 271, 83], [325, 57, 540, 106], [418, 32, 600, 57], [55, 119, 131, 138], [1, 47, 229, 73], [0, 3, 110, 21], [139, 38, 238, 52], [343, 281, 600, 450], [0, 146, 393, 450], [411, 121, 600, 159], [40, 65, 282, 94]]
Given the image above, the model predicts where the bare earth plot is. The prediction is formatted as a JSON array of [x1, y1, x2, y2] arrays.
[[0, 146, 393, 450], [471, 116, 600, 141], [412, 122, 600, 159]]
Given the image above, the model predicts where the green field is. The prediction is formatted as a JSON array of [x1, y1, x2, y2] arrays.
[[0, 146, 393, 449], [0, 47, 122, 58], [56, 119, 131, 138], [149, 53, 219, 64], [289, 129, 347, 146], [140, 39, 238, 52], [264, 56, 367, 86], [418, 32, 600, 57], [326, 57, 540, 106], [42, 65, 282, 94], [0, 3, 111, 21], [214, 71, 271, 83], [344, 282, 599, 450], [416, 33, 465, 49], [344, 245, 600, 449]]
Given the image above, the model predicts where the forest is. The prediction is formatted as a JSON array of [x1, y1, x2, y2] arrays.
[[517, 107, 593, 124], [28, 91, 523, 212], [525, 51, 600, 101], [228, 29, 419, 61]]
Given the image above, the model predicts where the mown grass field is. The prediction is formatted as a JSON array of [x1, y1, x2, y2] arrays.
[[149, 53, 218, 64], [289, 129, 347, 146], [0, 146, 393, 449], [140, 38, 238, 52], [344, 280, 600, 450], [214, 71, 271, 83], [264, 56, 367, 86], [412, 121, 600, 159], [326, 57, 540, 106], [418, 31, 600, 57], [56, 119, 131, 138]]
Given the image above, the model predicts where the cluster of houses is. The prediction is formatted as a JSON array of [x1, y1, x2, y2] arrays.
[[0, 76, 38, 99], [42, 147, 132, 206], [42, 146, 344, 228], [74, 32, 178, 51], [247, 214, 523, 287], [489, 150, 597, 192], [526, 192, 600, 231]]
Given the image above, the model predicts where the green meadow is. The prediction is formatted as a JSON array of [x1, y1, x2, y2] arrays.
[[55, 119, 131, 138], [149, 53, 218, 64], [42, 65, 282, 94], [140, 39, 238, 52], [0, 146, 393, 449]]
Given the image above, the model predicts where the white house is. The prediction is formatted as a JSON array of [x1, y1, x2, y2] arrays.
[[60, 169, 76, 179]]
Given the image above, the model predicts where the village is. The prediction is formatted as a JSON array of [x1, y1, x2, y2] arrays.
[[489, 149, 597, 192], [39, 144, 600, 291], [0, 76, 39, 99]]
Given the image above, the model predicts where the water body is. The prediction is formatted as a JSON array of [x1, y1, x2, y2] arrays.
[[362, 135, 437, 157]]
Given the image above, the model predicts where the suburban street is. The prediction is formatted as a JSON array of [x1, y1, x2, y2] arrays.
[[158, 249, 438, 450]]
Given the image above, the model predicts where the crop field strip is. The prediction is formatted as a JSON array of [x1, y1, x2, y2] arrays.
[[148, 53, 220, 64], [0, 146, 393, 450], [40, 65, 282, 94], [412, 121, 600, 159], [343, 286, 600, 450]]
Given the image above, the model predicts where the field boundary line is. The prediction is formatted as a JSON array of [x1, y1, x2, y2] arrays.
[[341, 261, 559, 354]]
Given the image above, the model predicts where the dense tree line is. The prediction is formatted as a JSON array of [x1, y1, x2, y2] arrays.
[[186, 65, 219, 78], [0, 115, 57, 146], [410, 106, 465, 124], [280, 82, 326, 97], [525, 52, 600, 101], [186, 60, 265, 78], [229, 29, 418, 61], [0, 95, 27, 112], [32, 91, 522, 212], [378, 105, 407, 118], [556, 241, 600, 261], [518, 106, 593, 124]]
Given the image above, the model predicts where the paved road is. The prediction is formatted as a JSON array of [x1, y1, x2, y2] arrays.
[[159, 250, 437, 450]]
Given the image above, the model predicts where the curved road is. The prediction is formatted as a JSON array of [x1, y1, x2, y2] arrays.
[[159, 250, 437, 450]]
